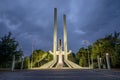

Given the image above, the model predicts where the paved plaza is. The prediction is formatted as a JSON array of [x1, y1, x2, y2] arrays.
[[0, 69, 120, 80]]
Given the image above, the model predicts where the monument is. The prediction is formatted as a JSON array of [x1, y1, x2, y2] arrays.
[[49, 8, 71, 68], [40, 8, 81, 69]]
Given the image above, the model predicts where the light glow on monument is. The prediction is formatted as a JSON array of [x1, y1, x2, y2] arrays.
[[58, 54, 63, 64], [57, 39, 63, 66], [37, 8, 81, 69]]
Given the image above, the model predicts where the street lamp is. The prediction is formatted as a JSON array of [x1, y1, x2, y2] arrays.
[[84, 40, 90, 68], [98, 41, 103, 68], [31, 53, 33, 69], [31, 39, 34, 68], [97, 55, 100, 69], [21, 55, 24, 70]]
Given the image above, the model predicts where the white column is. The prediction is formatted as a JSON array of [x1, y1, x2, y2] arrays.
[[11, 55, 15, 71], [63, 15, 68, 60], [53, 8, 57, 60], [106, 53, 111, 70]]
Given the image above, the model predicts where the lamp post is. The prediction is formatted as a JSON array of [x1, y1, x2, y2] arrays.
[[31, 49, 33, 69], [84, 40, 90, 68], [87, 49, 90, 68], [98, 41, 103, 68], [91, 56, 94, 69], [97, 55, 100, 69], [21, 55, 24, 70], [31, 39, 34, 69]]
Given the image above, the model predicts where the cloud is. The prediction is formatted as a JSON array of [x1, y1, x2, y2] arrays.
[[0, 0, 120, 55], [74, 29, 85, 35], [0, 15, 21, 31]]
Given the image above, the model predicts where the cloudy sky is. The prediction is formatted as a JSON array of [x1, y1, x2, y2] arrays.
[[0, 0, 120, 56]]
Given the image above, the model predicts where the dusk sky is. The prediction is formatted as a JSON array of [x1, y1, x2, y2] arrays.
[[0, 0, 120, 56]]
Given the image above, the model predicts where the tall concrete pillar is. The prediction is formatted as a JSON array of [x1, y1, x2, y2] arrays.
[[63, 15, 68, 60], [53, 8, 57, 59]]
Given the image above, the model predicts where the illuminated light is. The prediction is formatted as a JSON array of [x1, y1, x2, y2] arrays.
[[58, 54, 63, 64]]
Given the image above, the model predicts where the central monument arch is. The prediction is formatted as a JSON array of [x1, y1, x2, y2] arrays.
[[49, 8, 71, 68], [39, 8, 82, 69]]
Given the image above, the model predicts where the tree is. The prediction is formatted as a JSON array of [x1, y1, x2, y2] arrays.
[[91, 32, 120, 68], [23, 57, 30, 69], [114, 40, 120, 68], [0, 32, 22, 68], [76, 47, 88, 67], [30, 49, 53, 67], [68, 52, 77, 63]]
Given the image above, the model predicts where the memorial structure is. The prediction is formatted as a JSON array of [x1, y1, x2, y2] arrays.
[[39, 8, 82, 69]]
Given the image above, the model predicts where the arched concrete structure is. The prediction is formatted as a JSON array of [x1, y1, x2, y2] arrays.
[[33, 8, 83, 69]]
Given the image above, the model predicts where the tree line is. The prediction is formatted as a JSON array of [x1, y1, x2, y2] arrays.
[[68, 32, 120, 68], [0, 32, 120, 69], [0, 32, 53, 69]]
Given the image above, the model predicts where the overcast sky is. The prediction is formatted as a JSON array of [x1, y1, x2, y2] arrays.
[[0, 0, 120, 56]]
